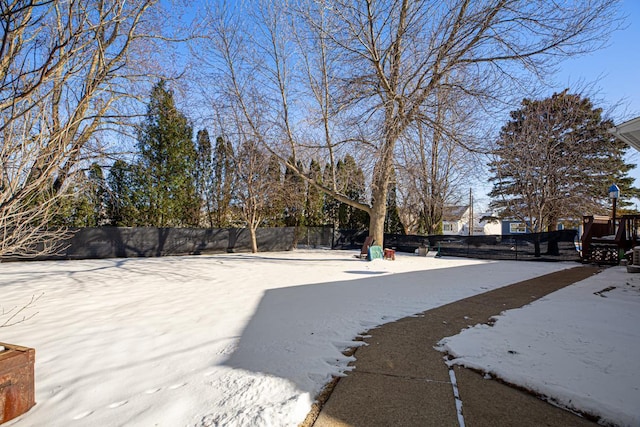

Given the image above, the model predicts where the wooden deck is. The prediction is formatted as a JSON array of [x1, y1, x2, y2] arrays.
[[581, 215, 640, 264]]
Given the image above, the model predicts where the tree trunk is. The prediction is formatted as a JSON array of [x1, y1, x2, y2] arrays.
[[546, 222, 560, 255], [369, 150, 394, 246], [369, 188, 387, 248], [249, 227, 258, 253], [534, 235, 541, 258]]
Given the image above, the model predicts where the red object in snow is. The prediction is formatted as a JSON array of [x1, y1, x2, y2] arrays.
[[0, 343, 35, 424]]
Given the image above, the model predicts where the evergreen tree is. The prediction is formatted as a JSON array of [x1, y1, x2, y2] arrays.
[[322, 162, 340, 226], [489, 91, 639, 236], [86, 164, 109, 226], [336, 155, 369, 230], [106, 160, 141, 226], [385, 170, 405, 234], [136, 81, 200, 227], [49, 179, 90, 228], [264, 154, 285, 226], [196, 129, 213, 226], [305, 159, 325, 227], [212, 136, 235, 227], [49, 164, 110, 227], [283, 157, 306, 228]]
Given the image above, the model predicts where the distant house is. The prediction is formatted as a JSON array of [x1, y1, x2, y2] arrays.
[[442, 205, 470, 235], [475, 214, 502, 235], [501, 220, 531, 235], [500, 219, 568, 235], [442, 206, 502, 236]]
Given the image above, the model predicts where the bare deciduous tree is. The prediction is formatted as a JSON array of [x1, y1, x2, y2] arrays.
[[233, 139, 282, 253], [0, 0, 159, 257], [196, 0, 620, 245], [395, 82, 482, 235], [311, 0, 620, 244]]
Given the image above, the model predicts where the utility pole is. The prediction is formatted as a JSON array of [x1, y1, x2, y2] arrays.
[[469, 188, 474, 236]]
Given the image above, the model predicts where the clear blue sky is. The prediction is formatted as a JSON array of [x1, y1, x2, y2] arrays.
[[552, 0, 640, 120]]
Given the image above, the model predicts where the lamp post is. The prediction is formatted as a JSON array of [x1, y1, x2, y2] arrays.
[[609, 184, 620, 235]]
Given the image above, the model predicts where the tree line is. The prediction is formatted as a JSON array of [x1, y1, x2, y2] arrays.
[[51, 82, 382, 244], [54, 82, 638, 253], [1, 0, 633, 256]]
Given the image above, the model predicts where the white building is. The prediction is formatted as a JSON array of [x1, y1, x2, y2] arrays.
[[442, 205, 470, 235], [474, 214, 502, 235], [442, 206, 501, 236]]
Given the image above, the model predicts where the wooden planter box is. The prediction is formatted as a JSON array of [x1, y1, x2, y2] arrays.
[[0, 343, 35, 424]]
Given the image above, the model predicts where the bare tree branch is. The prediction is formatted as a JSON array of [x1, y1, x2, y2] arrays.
[[1, 293, 43, 328]]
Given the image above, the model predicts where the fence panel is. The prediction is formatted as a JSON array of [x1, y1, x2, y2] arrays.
[[332, 230, 580, 262], [1, 227, 297, 261]]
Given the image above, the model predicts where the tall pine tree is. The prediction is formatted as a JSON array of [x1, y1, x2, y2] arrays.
[[196, 129, 213, 226], [336, 155, 369, 230], [306, 159, 325, 227], [489, 91, 639, 235], [136, 81, 200, 227], [385, 169, 404, 234], [212, 136, 235, 227], [283, 157, 306, 228], [106, 160, 141, 226]]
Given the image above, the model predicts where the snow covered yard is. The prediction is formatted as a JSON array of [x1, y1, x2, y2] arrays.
[[0, 249, 632, 426], [439, 266, 640, 427]]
